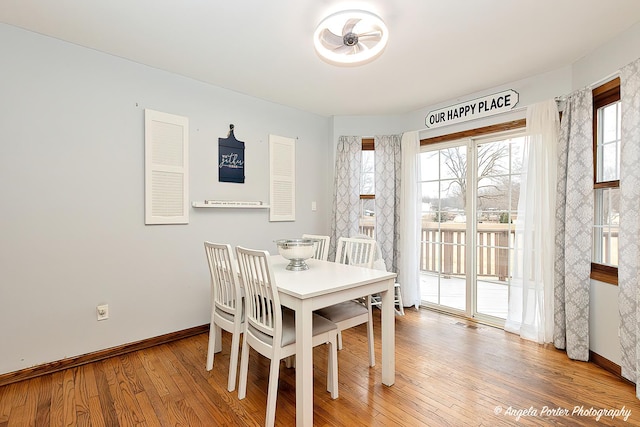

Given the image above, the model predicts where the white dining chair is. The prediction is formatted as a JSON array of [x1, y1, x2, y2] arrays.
[[351, 234, 405, 316], [314, 237, 377, 366], [235, 246, 339, 427], [203, 242, 245, 392], [302, 234, 331, 261]]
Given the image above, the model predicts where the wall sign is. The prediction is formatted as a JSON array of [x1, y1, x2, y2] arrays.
[[218, 124, 245, 183], [425, 89, 519, 129]]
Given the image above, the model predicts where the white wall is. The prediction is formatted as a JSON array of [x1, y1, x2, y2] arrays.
[[572, 21, 640, 90], [0, 24, 332, 375]]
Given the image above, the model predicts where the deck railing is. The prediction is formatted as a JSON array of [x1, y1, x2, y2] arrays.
[[420, 222, 513, 281], [360, 219, 515, 281], [360, 218, 618, 283]]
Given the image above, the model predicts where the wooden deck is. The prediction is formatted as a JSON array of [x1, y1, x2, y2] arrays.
[[420, 272, 509, 319]]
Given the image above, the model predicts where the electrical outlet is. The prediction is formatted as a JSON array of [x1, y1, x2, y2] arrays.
[[97, 304, 109, 321], [311, 201, 317, 211]]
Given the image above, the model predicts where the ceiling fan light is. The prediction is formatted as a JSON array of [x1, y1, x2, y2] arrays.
[[313, 10, 389, 66]]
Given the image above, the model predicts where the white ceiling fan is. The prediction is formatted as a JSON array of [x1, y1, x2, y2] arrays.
[[313, 10, 389, 66]]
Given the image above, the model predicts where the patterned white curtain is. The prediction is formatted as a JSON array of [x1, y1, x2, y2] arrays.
[[399, 131, 421, 308], [618, 57, 640, 396], [505, 100, 559, 343], [374, 135, 401, 272], [330, 136, 362, 260], [554, 88, 593, 361]]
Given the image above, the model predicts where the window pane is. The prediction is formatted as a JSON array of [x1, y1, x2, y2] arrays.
[[420, 150, 439, 181], [440, 179, 465, 209], [510, 137, 525, 175], [593, 188, 619, 267], [359, 198, 375, 238], [440, 146, 466, 180], [602, 103, 619, 143], [478, 141, 509, 179], [596, 101, 621, 182], [602, 143, 619, 181], [421, 182, 440, 210], [361, 151, 375, 194]]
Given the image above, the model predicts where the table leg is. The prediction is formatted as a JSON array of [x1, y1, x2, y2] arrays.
[[381, 278, 395, 386], [295, 300, 313, 426]]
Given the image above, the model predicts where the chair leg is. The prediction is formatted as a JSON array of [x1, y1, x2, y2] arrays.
[[337, 331, 343, 350], [284, 355, 295, 368], [327, 334, 339, 399], [206, 321, 218, 371], [366, 296, 375, 367], [265, 357, 281, 427], [215, 325, 223, 352], [237, 338, 250, 400], [395, 285, 405, 316], [227, 329, 241, 392]]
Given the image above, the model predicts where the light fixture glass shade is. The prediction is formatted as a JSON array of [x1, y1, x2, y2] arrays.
[[313, 10, 389, 65]]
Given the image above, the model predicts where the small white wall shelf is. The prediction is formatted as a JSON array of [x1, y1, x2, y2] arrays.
[[192, 201, 270, 209]]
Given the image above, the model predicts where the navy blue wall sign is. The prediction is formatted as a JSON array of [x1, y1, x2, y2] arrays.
[[218, 124, 245, 183]]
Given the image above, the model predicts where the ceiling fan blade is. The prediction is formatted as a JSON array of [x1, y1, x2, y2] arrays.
[[354, 43, 369, 54], [321, 29, 345, 49], [356, 30, 382, 40], [333, 44, 353, 54], [342, 18, 361, 35]]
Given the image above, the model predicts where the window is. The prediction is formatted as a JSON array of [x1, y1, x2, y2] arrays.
[[360, 138, 375, 237], [591, 77, 620, 285]]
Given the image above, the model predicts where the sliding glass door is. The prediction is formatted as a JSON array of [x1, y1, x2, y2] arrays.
[[419, 141, 468, 315], [419, 132, 525, 325], [474, 136, 523, 321]]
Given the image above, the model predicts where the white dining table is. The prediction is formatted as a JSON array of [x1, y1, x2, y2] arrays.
[[269, 255, 397, 427]]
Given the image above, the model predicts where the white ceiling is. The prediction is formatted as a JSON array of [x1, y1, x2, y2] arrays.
[[3, 1, 640, 117]]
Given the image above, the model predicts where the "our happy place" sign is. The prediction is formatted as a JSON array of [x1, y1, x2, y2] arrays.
[[425, 89, 519, 129]]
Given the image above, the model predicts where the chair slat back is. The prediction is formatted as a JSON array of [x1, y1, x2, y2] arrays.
[[302, 234, 330, 261], [235, 246, 282, 345], [204, 242, 242, 316], [335, 237, 376, 268]]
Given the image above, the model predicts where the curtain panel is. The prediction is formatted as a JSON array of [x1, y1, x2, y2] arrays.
[[619, 57, 640, 396], [399, 131, 421, 308], [505, 100, 559, 343], [330, 136, 362, 261], [374, 135, 401, 273], [553, 88, 593, 361]]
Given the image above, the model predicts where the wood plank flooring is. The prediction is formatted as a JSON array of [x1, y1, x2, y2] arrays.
[[1, 308, 639, 426]]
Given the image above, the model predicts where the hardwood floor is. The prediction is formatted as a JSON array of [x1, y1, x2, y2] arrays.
[[1, 308, 639, 426]]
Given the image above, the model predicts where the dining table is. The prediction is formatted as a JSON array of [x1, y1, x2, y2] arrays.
[[269, 255, 397, 427]]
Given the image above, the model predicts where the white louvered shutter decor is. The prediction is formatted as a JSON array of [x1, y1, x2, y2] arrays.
[[269, 134, 295, 222], [144, 109, 189, 225]]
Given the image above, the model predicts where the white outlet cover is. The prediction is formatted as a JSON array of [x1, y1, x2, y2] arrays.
[[97, 304, 109, 320]]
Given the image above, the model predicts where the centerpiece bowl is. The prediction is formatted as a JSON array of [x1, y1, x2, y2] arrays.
[[275, 238, 315, 271]]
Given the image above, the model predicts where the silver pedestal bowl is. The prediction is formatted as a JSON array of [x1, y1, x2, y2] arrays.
[[275, 238, 315, 271]]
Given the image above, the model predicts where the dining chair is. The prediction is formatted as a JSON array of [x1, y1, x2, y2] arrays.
[[302, 234, 331, 261], [350, 234, 405, 316], [235, 246, 339, 427], [203, 242, 244, 392], [370, 283, 405, 315], [314, 237, 377, 366]]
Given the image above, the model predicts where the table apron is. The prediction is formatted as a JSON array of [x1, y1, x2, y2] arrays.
[[279, 279, 394, 311]]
